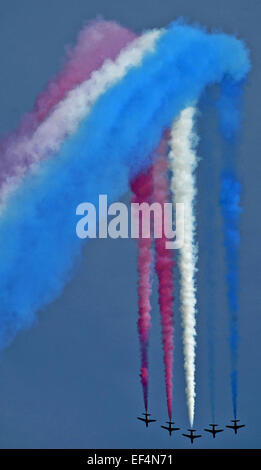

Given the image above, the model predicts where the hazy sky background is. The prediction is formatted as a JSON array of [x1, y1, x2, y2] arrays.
[[0, 0, 260, 449]]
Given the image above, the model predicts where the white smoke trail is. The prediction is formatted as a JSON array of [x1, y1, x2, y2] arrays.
[[1, 30, 163, 206], [5, 29, 160, 160], [23, 30, 163, 159], [168, 107, 198, 426]]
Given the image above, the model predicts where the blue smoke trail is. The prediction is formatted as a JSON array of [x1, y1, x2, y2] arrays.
[[220, 172, 241, 419], [205, 167, 218, 424], [0, 22, 250, 349], [218, 77, 248, 419]]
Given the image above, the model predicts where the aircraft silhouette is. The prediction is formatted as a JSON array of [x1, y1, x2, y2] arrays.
[[226, 419, 245, 435], [161, 421, 180, 436], [182, 429, 202, 444], [204, 424, 224, 438], [137, 412, 156, 428]]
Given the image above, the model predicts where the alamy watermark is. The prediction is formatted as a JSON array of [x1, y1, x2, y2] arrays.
[[76, 195, 184, 250]]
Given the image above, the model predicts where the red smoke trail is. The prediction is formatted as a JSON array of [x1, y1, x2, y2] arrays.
[[153, 142, 175, 420], [130, 167, 154, 412]]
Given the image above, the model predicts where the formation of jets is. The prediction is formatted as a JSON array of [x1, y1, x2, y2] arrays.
[[137, 413, 245, 443]]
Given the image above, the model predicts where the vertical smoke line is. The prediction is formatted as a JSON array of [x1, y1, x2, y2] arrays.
[[199, 93, 218, 423], [169, 107, 198, 426], [206, 167, 217, 424], [130, 167, 154, 412], [153, 147, 175, 420], [220, 171, 241, 419], [217, 77, 246, 419]]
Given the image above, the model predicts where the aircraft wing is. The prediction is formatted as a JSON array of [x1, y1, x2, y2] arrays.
[[194, 435, 202, 438], [148, 419, 156, 423], [226, 425, 234, 429], [182, 434, 190, 438], [204, 429, 211, 433], [137, 417, 146, 422], [216, 429, 224, 433], [161, 425, 169, 430]]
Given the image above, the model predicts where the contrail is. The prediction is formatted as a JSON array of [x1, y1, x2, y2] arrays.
[[0, 22, 249, 349], [153, 147, 175, 420], [168, 107, 198, 426], [12, 21, 135, 136], [130, 167, 154, 412], [217, 77, 247, 419], [16, 30, 160, 160], [199, 94, 218, 422], [220, 172, 241, 419], [0, 28, 159, 205]]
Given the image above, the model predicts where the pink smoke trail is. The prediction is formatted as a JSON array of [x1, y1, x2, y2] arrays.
[[130, 167, 154, 412], [0, 20, 135, 174], [19, 20, 136, 133], [10, 20, 135, 135], [153, 141, 175, 420]]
